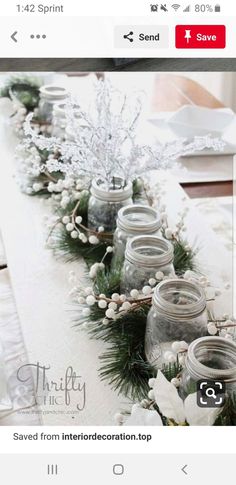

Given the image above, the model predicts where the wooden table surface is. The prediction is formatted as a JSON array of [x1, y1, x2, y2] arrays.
[[182, 180, 233, 198]]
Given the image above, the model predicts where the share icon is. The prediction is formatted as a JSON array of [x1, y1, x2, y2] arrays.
[[123, 31, 134, 42]]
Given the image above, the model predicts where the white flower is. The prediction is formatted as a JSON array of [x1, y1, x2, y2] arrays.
[[153, 371, 221, 426], [125, 407, 163, 426]]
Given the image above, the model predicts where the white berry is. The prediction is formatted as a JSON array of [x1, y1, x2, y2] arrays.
[[77, 296, 85, 304], [89, 235, 99, 245], [165, 228, 173, 239], [149, 278, 156, 287], [207, 323, 218, 336], [148, 390, 155, 400], [155, 271, 164, 281], [86, 295, 96, 306], [82, 308, 91, 317], [130, 289, 139, 299], [148, 378, 156, 389], [108, 302, 118, 311], [66, 223, 74, 232], [171, 378, 180, 388], [121, 301, 132, 311], [75, 216, 82, 224], [98, 299, 107, 309], [105, 308, 116, 319], [142, 285, 152, 295], [62, 216, 70, 224]]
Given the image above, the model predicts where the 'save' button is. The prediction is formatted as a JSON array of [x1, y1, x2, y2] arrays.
[[175, 25, 226, 49]]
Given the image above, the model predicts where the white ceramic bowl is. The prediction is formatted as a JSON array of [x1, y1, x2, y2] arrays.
[[148, 105, 235, 140]]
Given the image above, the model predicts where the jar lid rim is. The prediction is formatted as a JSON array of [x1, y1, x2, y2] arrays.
[[152, 278, 206, 317], [125, 235, 173, 267], [90, 177, 133, 202], [117, 205, 161, 233], [40, 84, 69, 100]]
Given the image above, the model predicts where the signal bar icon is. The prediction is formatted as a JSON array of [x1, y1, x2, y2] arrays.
[[183, 4, 191, 12]]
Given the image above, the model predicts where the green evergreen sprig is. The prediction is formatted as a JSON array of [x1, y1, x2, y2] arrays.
[[172, 237, 198, 276], [0, 75, 42, 111]]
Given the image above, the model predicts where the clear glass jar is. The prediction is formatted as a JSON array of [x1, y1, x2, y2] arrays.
[[179, 337, 236, 400], [87, 177, 133, 232], [38, 85, 69, 123], [145, 279, 208, 369], [113, 205, 162, 261], [120, 236, 174, 294], [52, 102, 67, 138]]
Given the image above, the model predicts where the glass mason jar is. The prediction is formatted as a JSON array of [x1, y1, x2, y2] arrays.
[[113, 205, 162, 261], [38, 85, 69, 123], [120, 235, 174, 294], [87, 177, 133, 232], [52, 102, 67, 138], [145, 279, 208, 369], [179, 337, 236, 400]]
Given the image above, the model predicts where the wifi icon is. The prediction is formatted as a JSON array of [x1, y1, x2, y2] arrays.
[[171, 4, 181, 10]]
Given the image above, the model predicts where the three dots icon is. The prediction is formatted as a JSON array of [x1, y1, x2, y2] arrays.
[[30, 34, 47, 39]]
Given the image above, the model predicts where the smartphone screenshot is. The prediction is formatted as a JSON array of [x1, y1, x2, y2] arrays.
[[0, 0, 235, 483]]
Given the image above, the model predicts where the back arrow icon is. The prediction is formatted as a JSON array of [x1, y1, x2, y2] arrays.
[[11, 31, 18, 43], [181, 465, 188, 475]]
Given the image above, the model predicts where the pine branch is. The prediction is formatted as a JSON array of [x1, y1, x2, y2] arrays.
[[173, 238, 197, 276], [214, 393, 236, 426], [0, 76, 42, 111]]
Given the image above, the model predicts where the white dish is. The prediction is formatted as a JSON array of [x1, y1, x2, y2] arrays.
[[148, 105, 235, 140]]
